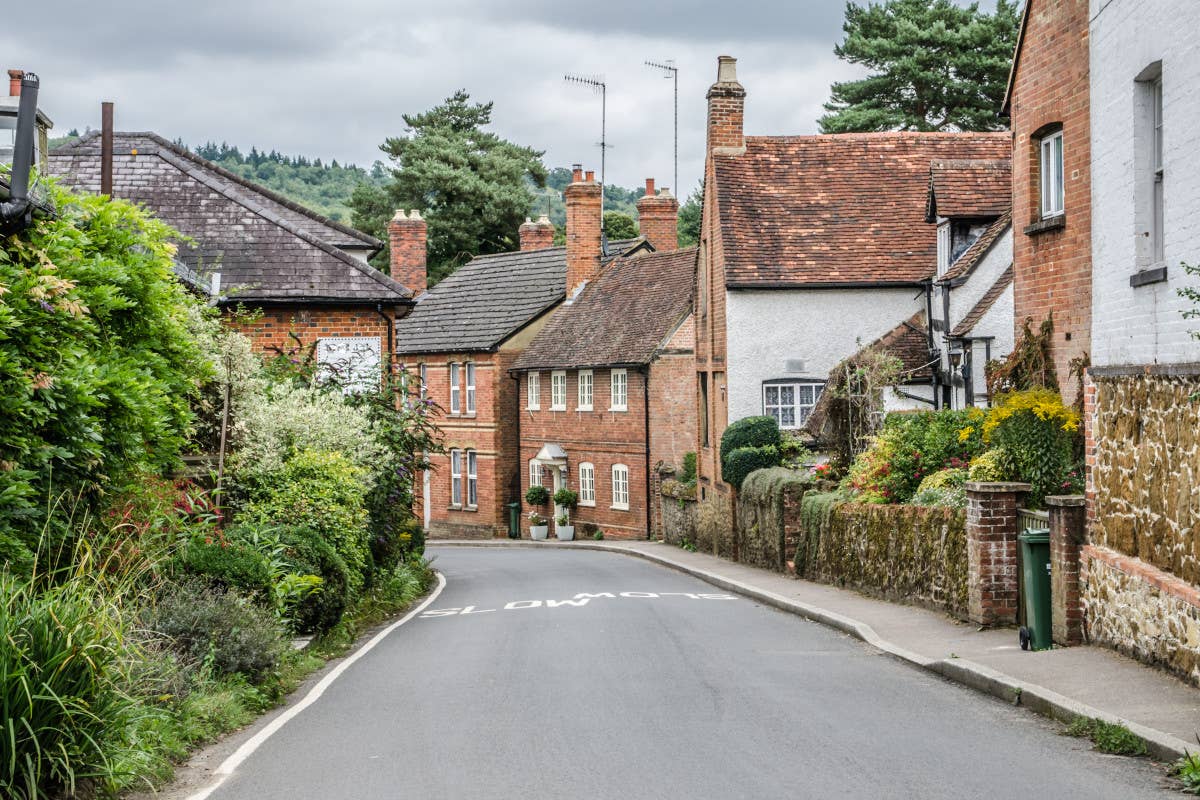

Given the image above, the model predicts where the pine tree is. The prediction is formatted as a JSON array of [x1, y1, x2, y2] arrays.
[[350, 90, 548, 285], [819, 0, 1021, 133]]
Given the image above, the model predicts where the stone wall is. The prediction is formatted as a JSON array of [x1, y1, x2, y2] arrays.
[[659, 482, 698, 546], [1083, 544, 1200, 686], [735, 468, 811, 573], [797, 494, 969, 619], [695, 493, 734, 558], [1089, 371, 1200, 584]]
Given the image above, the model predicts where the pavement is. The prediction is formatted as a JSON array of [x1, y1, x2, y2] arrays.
[[193, 546, 1179, 799], [434, 539, 1200, 763]]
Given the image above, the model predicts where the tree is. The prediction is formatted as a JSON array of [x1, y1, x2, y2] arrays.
[[603, 211, 638, 241], [676, 181, 703, 248], [819, 0, 1021, 134], [350, 90, 548, 285]]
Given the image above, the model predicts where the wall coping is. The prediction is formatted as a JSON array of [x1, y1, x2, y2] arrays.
[[1088, 362, 1200, 379], [964, 481, 1032, 494], [1045, 494, 1086, 508], [1083, 544, 1200, 609]]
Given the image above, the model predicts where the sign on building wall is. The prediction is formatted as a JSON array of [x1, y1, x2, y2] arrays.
[[316, 336, 381, 394]]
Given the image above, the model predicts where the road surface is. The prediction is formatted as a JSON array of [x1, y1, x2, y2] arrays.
[[204, 547, 1172, 799]]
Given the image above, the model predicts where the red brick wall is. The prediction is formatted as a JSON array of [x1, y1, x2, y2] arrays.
[[518, 368, 650, 539], [1009, 0, 1092, 402], [519, 217, 555, 251], [696, 149, 732, 496], [388, 211, 427, 295], [226, 306, 394, 368]]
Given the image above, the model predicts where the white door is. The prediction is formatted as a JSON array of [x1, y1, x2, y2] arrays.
[[552, 468, 565, 533]]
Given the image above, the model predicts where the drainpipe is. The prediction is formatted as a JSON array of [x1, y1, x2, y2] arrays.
[[922, 280, 941, 409], [512, 370, 523, 510], [0, 72, 39, 230], [642, 365, 652, 540], [375, 303, 394, 383]]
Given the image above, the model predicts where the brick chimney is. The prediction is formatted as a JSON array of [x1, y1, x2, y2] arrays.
[[706, 55, 746, 154], [635, 178, 679, 252], [564, 165, 602, 298], [388, 209, 427, 294], [9, 69, 23, 97], [519, 214, 555, 251]]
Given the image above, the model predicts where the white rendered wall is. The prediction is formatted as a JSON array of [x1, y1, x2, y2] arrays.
[[725, 287, 924, 423], [946, 228, 1013, 331], [1090, 0, 1200, 367]]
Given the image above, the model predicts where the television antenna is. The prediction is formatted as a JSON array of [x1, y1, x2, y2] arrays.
[[564, 73, 608, 211], [644, 59, 678, 198]]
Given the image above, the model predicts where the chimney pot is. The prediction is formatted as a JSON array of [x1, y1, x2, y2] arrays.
[[571, 164, 583, 182], [635, 176, 680, 253], [585, 170, 595, 183], [645, 177, 655, 196], [518, 214, 555, 251], [8, 69, 22, 97], [716, 55, 738, 84]]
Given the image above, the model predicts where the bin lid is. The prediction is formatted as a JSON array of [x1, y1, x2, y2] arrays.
[[1018, 529, 1050, 544]]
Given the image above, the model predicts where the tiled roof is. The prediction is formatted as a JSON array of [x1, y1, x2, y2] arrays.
[[926, 158, 1012, 221], [938, 212, 1011, 284], [510, 247, 697, 371], [48, 132, 408, 306], [394, 239, 640, 354], [952, 265, 1014, 338], [712, 132, 1010, 287]]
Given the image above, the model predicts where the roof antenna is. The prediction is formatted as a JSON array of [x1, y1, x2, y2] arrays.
[[644, 59, 679, 200], [564, 73, 608, 215]]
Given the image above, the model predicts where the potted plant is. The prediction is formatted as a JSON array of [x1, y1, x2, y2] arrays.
[[525, 485, 550, 540], [553, 488, 578, 541]]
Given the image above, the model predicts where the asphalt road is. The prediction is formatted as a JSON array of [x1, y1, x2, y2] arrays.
[[205, 547, 1173, 799]]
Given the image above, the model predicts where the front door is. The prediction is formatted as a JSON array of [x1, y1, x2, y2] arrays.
[[551, 467, 565, 534]]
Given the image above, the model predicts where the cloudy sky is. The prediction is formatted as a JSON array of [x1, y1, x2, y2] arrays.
[[9, 1, 876, 193]]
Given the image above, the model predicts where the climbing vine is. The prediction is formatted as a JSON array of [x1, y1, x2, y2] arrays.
[[986, 315, 1058, 397]]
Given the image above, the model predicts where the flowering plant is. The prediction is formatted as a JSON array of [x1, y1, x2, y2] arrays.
[[527, 511, 547, 526]]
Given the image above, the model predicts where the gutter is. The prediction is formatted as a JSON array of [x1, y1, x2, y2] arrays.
[[726, 280, 928, 291]]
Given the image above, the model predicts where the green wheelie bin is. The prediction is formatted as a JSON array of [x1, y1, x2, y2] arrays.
[[506, 502, 522, 539], [1019, 528, 1052, 651]]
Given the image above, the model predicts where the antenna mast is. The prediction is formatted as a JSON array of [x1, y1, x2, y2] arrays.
[[564, 73, 608, 212], [644, 59, 678, 199]]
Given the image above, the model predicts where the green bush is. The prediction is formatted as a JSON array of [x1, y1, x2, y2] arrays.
[[720, 416, 782, 467], [917, 468, 968, 493], [968, 448, 1013, 482], [279, 527, 352, 634], [369, 517, 424, 579], [680, 452, 698, 484], [723, 445, 780, 490], [1064, 717, 1147, 757], [525, 485, 549, 506], [0, 574, 142, 799], [553, 488, 579, 509], [243, 449, 371, 592], [983, 389, 1080, 506], [1175, 747, 1200, 795], [177, 539, 272, 599], [145, 580, 285, 683]]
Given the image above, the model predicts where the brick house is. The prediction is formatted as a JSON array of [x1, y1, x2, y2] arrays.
[[510, 171, 694, 539], [1002, 0, 1092, 401], [394, 169, 651, 539], [695, 56, 1010, 494], [49, 132, 412, 388]]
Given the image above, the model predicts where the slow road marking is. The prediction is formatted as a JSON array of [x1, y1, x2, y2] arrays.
[[420, 591, 737, 619]]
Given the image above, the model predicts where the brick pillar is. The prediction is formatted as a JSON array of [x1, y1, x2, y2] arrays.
[[635, 178, 679, 253], [564, 166, 602, 297], [1047, 494, 1086, 645], [388, 210, 427, 294], [965, 482, 1031, 627], [706, 56, 746, 153], [519, 214, 554, 251]]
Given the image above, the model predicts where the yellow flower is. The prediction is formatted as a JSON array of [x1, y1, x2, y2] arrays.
[[958, 426, 975, 443]]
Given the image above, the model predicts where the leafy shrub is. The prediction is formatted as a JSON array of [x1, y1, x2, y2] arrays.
[[1175, 745, 1200, 795], [679, 451, 697, 484], [525, 485, 549, 506], [0, 574, 141, 799], [968, 448, 1013, 482], [917, 468, 968, 493], [177, 539, 272, 599], [243, 450, 371, 592], [145, 580, 285, 683], [279, 527, 352, 634], [553, 488, 579, 509], [720, 416, 782, 467], [983, 389, 1080, 506], [369, 516, 424, 579], [910, 485, 967, 509], [723, 445, 780, 490]]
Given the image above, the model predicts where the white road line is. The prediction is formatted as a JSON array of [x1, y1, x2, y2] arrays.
[[185, 572, 447, 800]]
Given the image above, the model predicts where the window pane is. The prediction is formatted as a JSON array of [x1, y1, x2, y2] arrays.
[[796, 384, 813, 405], [781, 407, 796, 428], [765, 386, 779, 406], [1054, 134, 1064, 213], [779, 385, 795, 405]]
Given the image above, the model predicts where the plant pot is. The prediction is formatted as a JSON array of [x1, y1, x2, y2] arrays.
[[556, 525, 575, 541], [530, 525, 549, 540]]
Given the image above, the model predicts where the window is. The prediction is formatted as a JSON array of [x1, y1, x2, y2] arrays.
[[578, 462, 595, 506], [450, 449, 463, 506], [465, 362, 476, 414], [527, 372, 540, 410], [418, 363, 428, 400], [466, 450, 478, 507], [762, 381, 824, 429], [449, 362, 461, 414], [610, 369, 628, 411], [1152, 75, 1164, 264], [1039, 129, 1065, 218], [551, 371, 567, 410], [936, 221, 951, 277], [529, 460, 543, 487], [611, 464, 630, 510], [577, 370, 593, 410]]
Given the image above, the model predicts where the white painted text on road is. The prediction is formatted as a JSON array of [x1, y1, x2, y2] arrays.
[[420, 591, 737, 618]]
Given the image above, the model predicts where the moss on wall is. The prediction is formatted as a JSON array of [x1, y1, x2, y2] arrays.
[[737, 468, 813, 572]]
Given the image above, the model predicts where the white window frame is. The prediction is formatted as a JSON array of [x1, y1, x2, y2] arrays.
[[762, 381, 824, 430], [578, 462, 595, 506], [418, 363, 428, 400], [550, 370, 567, 410], [465, 362, 476, 414], [610, 368, 628, 411], [450, 449, 463, 507], [1039, 129, 1065, 219], [466, 450, 478, 507], [527, 372, 540, 410], [577, 369, 593, 411], [529, 460, 543, 487], [1152, 75, 1164, 264], [449, 362, 461, 414], [936, 220, 951, 277], [611, 463, 630, 510]]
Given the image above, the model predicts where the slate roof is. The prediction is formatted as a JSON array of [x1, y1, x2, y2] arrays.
[[938, 211, 1012, 284], [712, 132, 1010, 288], [925, 159, 1012, 221], [49, 132, 408, 306], [952, 265, 1014, 338], [510, 247, 697, 371], [394, 239, 640, 355]]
